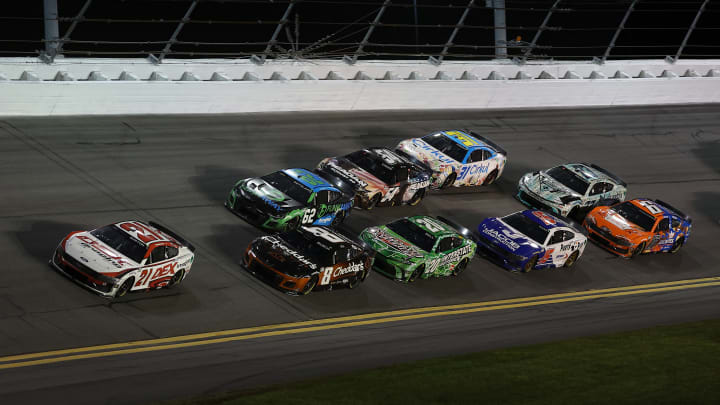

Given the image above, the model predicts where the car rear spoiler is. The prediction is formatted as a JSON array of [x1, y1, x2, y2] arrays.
[[465, 130, 508, 156], [654, 199, 692, 222], [436, 216, 480, 244], [148, 221, 196, 252], [586, 163, 627, 187], [393, 148, 434, 175]]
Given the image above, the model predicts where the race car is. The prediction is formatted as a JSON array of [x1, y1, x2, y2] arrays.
[[226, 168, 354, 232], [475, 210, 587, 272], [50, 220, 195, 298], [243, 226, 374, 295], [583, 198, 692, 258], [360, 215, 477, 282], [316, 147, 432, 209], [395, 130, 507, 189], [517, 163, 627, 219]]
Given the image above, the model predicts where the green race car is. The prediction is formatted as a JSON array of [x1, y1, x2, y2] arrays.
[[360, 215, 477, 282]]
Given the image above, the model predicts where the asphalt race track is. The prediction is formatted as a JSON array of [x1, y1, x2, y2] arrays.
[[1, 105, 720, 404]]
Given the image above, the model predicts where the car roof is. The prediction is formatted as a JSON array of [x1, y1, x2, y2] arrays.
[[297, 226, 357, 248], [628, 199, 671, 219], [282, 168, 339, 193], [407, 215, 458, 237], [112, 221, 177, 247], [518, 210, 570, 231], [364, 147, 413, 168], [563, 163, 622, 185], [439, 130, 490, 153]]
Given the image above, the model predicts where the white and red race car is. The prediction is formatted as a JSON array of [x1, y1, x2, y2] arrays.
[[50, 220, 195, 298]]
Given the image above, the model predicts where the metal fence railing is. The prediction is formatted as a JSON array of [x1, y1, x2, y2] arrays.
[[1, 0, 718, 64]]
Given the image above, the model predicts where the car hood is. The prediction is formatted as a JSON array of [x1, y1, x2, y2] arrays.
[[592, 207, 650, 239], [327, 158, 385, 192], [254, 236, 318, 277], [241, 178, 304, 211], [64, 232, 139, 275], [524, 172, 582, 203], [360, 227, 426, 261], [477, 218, 543, 257]]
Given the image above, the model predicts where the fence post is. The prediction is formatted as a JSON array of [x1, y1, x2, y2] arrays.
[[521, 0, 562, 63], [674, 0, 708, 62], [345, 0, 391, 65], [601, 0, 637, 63], [431, 0, 475, 65], [42, 0, 60, 61], [157, 0, 198, 62]]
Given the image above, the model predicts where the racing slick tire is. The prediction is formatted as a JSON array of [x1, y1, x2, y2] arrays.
[[331, 211, 346, 227], [564, 251, 579, 268], [300, 275, 319, 295], [631, 242, 646, 258], [407, 264, 425, 282], [115, 278, 134, 298], [440, 173, 456, 189], [483, 170, 498, 186], [168, 269, 185, 287], [670, 237, 684, 254], [359, 267, 370, 281], [452, 258, 469, 276], [367, 194, 381, 210], [522, 256, 538, 273], [407, 188, 425, 206], [347, 275, 360, 289]]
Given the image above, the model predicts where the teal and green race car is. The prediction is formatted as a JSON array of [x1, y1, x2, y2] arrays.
[[360, 215, 477, 282], [226, 168, 354, 232]]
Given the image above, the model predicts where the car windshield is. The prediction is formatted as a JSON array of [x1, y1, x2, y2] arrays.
[[502, 213, 550, 245], [279, 231, 334, 266], [261, 171, 312, 204], [611, 202, 657, 232], [90, 225, 147, 263], [421, 133, 468, 162], [386, 218, 437, 252], [546, 166, 590, 195], [345, 151, 395, 184]]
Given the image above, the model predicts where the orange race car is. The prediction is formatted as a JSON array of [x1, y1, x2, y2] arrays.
[[583, 198, 691, 258]]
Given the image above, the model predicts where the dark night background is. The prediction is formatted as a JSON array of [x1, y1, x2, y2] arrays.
[[1, 0, 718, 60]]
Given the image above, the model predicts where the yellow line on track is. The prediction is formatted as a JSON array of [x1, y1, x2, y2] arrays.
[[1, 277, 718, 370]]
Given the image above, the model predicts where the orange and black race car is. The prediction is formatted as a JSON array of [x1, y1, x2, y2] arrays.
[[243, 226, 374, 295], [583, 198, 692, 258]]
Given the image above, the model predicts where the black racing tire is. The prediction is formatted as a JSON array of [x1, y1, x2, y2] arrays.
[[285, 216, 301, 232], [347, 275, 360, 289], [483, 170, 498, 186], [301, 275, 319, 295], [631, 242, 646, 258], [407, 188, 425, 206], [359, 266, 370, 281], [564, 251, 579, 268], [331, 210, 345, 227], [670, 237, 684, 254], [115, 278, 134, 298], [168, 269, 185, 287], [452, 258, 469, 276], [522, 255, 538, 273], [407, 264, 425, 282], [367, 194, 381, 210], [441, 173, 456, 189]]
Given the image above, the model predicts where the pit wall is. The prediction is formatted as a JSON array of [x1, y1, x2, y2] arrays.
[[0, 58, 718, 116]]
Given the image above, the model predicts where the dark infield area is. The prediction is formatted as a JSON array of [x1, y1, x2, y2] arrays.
[[0, 105, 719, 404]]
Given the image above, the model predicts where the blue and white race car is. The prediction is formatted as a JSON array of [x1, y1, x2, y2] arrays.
[[395, 130, 507, 189], [475, 210, 588, 272]]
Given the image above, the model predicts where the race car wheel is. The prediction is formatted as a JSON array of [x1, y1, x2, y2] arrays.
[[331, 211, 345, 226], [359, 267, 369, 281], [440, 173, 456, 189], [285, 217, 300, 231], [564, 251, 579, 268], [483, 170, 498, 186], [367, 194, 381, 210], [169, 269, 185, 287], [452, 258, 469, 276], [115, 278, 134, 298], [407, 189, 425, 206], [347, 275, 360, 289], [301, 275, 318, 295], [631, 242, 646, 258], [407, 265, 425, 282], [670, 237, 684, 254], [522, 256, 537, 273]]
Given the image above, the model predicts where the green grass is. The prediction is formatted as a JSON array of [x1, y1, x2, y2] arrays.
[[167, 319, 720, 405]]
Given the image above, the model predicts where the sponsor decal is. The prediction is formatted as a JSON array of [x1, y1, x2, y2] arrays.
[[375, 228, 423, 257], [265, 237, 317, 270], [482, 227, 521, 251], [409, 179, 430, 190], [77, 235, 133, 268], [136, 262, 178, 287], [327, 162, 368, 188], [261, 195, 283, 210], [425, 244, 473, 273], [457, 164, 489, 181], [411, 139, 456, 164], [319, 262, 364, 285]]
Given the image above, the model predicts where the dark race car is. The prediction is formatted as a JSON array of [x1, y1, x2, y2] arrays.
[[226, 168, 354, 232], [243, 226, 374, 295], [316, 147, 431, 209]]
